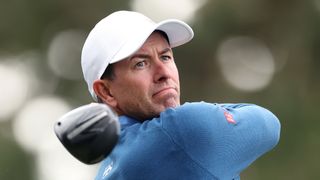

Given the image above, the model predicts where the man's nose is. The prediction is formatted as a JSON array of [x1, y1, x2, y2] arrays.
[[153, 59, 171, 83]]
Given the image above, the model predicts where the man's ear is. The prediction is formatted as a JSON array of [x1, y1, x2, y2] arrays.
[[93, 80, 117, 108]]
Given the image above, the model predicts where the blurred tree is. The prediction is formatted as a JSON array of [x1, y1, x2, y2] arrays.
[[0, 127, 33, 180]]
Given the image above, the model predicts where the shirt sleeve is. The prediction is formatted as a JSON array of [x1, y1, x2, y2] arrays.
[[160, 102, 281, 178]]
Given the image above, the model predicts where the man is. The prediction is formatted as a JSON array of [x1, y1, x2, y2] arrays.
[[81, 10, 281, 180]]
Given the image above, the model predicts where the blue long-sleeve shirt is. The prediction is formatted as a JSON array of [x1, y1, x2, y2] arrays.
[[95, 102, 281, 180]]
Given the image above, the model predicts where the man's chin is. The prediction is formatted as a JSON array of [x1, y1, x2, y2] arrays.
[[141, 101, 179, 121], [162, 97, 179, 109]]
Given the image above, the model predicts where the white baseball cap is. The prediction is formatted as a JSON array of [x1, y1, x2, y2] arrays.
[[81, 10, 194, 101]]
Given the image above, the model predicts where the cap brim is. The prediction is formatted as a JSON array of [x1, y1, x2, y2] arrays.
[[156, 19, 194, 48]]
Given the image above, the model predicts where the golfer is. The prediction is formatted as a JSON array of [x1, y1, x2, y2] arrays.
[[81, 10, 281, 180]]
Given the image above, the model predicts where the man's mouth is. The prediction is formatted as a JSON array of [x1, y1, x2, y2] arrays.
[[152, 87, 176, 98]]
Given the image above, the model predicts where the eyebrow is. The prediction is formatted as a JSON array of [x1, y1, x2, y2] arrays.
[[129, 47, 172, 60], [160, 47, 173, 55]]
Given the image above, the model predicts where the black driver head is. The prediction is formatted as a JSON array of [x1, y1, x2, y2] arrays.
[[54, 103, 120, 164]]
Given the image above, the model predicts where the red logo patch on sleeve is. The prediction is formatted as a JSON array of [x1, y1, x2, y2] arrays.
[[223, 110, 236, 124]]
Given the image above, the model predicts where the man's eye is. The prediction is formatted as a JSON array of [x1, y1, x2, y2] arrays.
[[135, 61, 146, 68], [161, 55, 172, 61]]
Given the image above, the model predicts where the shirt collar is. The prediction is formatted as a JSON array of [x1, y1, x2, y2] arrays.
[[119, 115, 140, 130]]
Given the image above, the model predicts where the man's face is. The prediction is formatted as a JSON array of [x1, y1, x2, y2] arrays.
[[106, 32, 180, 120]]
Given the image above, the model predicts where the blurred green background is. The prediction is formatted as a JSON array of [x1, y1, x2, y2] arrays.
[[0, 0, 319, 179]]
